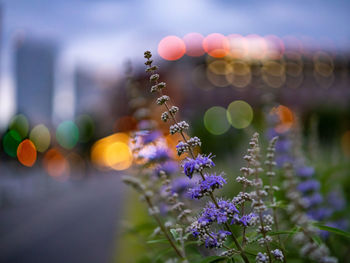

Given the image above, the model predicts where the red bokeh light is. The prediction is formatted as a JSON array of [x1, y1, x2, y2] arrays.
[[183, 33, 205, 57], [203, 33, 229, 58], [158, 36, 186, 61]]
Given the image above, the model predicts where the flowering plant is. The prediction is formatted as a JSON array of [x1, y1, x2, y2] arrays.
[[120, 51, 348, 263]]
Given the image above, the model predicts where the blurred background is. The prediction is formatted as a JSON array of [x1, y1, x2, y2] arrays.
[[0, 0, 349, 262]]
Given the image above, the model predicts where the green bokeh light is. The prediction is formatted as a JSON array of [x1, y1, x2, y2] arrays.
[[226, 100, 253, 129], [3, 130, 22, 157], [56, 121, 79, 149], [203, 106, 230, 135], [9, 114, 29, 139], [30, 124, 51, 152]]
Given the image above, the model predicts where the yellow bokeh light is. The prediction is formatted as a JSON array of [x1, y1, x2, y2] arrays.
[[91, 133, 132, 170], [105, 142, 133, 170]]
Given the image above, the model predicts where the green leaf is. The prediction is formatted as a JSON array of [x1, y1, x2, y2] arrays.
[[170, 229, 179, 241], [197, 256, 227, 263], [146, 239, 168, 244], [313, 223, 350, 238], [312, 235, 322, 245]]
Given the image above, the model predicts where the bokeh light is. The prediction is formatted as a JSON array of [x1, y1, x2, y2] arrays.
[[227, 60, 252, 88], [76, 114, 95, 143], [262, 60, 286, 88], [56, 121, 79, 149], [9, 114, 29, 139], [227, 34, 247, 59], [270, 105, 295, 133], [29, 124, 51, 152], [105, 142, 133, 170], [183, 33, 205, 57], [158, 36, 186, 61], [91, 133, 132, 170], [226, 100, 254, 129], [264, 35, 285, 59], [206, 59, 231, 87], [17, 139, 37, 167], [245, 34, 267, 60], [3, 130, 22, 157], [203, 106, 230, 135], [203, 33, 229, 58], [43, 148, 70, 178]]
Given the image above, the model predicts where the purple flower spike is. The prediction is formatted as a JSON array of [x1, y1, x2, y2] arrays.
[[189, 173, 227, 199], [182, 154, 215, 178], [148, 147, 171, 162], [143, 130, 161, 144], [154, 161, 178, 176], [304, 192, 323, 207], [297, 179, 320, 193], [296, 166, 315, 178]]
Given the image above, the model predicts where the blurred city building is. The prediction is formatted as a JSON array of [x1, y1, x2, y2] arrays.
[[14, 36, 57, 125]]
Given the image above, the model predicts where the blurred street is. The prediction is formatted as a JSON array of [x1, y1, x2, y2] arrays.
[[0, 174, 124, 263]]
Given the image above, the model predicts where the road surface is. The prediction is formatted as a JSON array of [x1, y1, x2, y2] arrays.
[[0, 174, 125, 263]]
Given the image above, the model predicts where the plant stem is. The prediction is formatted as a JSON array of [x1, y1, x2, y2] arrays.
[[144, 195, 186, 260]]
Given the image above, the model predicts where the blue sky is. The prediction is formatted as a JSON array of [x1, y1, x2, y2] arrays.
[[0, 0, 349, 127]]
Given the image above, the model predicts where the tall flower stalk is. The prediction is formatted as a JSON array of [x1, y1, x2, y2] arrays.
[[144, 50, 250, 263]]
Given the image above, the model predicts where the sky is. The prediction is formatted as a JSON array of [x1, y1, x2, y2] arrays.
[[0, 0, 349, 128]]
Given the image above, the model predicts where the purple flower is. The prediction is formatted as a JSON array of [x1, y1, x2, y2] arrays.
[[307, 207, 333, 221], [275, 139, 291, 153], [198, 200, 239, 225], [296, 166, 315, 178], [235, 213, 256, 226], [143, 130, 161, 144], [276, 155, 294, 167], [204, 230, 231, 248], [182, 154, 215, 178], [148, 147, 171, 162], [189, 173, 227, 199], [171, 176, 196, 196], [154, 161, 178, 176], [327, 191, 346, 211], [304, 192, 323, 208], [297, 179, 320, 193]]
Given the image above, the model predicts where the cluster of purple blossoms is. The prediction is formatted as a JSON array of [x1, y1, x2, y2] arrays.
[[182, 154, 215, 179], [203, 230, 232, 248], [189, 173, 227, 199], [266, 110, 347, 241], [190, 200, 241, 249], [231, 213, 257, 227], [147, 147, 171, 162]]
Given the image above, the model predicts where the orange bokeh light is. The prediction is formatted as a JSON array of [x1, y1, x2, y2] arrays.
[[203, 33, 229, 58], [270, 105, 295, 133], [17, 139, 37, 167], [183, 33, 205, 57], [43, 148, 70, 178], [158, 35, 186, 61]]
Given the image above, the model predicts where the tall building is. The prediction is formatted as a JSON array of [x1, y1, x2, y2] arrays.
[[14, 36, 57, 124]]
